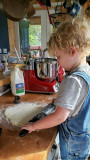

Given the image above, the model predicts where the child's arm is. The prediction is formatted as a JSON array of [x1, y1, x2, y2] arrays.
[[21, 106, 70, 133]]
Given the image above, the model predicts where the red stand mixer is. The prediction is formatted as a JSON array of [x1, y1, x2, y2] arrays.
[[24, 58, 59, 93]]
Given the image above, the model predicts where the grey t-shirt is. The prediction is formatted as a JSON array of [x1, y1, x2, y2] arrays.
[[54, 63, 90, 117]]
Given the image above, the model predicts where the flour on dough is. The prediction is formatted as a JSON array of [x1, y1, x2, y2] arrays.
[[4, 102, 46, 127]]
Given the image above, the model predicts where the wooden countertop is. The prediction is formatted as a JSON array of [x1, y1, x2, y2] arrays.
[[0, 92, 58, 160], [0, 71, 10, 87], [0, 64, 25, 87]]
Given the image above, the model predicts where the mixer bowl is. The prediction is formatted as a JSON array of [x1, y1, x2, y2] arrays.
[[35, 58, 58, 79]]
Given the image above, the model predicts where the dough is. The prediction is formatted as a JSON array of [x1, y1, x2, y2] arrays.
[[4, 102, 46, 127]]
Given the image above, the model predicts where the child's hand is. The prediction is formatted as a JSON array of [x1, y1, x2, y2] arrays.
[[21, 122, 35, 133]]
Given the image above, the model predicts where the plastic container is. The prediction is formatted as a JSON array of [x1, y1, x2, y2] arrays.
[[10, 66, 25, 96]]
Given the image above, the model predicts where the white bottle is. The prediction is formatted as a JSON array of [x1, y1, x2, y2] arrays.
[[10, 66, 25, 96]]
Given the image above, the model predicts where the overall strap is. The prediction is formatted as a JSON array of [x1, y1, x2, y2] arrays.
[[73, 71, 90, 86], [65, 71, 90, 133]]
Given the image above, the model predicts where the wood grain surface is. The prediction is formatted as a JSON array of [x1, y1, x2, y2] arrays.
[[0, 92, 58, 160]]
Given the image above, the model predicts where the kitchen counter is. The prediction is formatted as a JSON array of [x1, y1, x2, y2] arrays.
[[0, 71, 10, 87], [0, 92, 58, 160], [0, 64, 25, 87]]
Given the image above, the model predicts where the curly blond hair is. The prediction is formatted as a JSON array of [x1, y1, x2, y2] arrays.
[[47, 18, 90, 57]]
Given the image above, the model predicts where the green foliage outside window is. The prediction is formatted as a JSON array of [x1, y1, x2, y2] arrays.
[[29, 25, 41, 46]]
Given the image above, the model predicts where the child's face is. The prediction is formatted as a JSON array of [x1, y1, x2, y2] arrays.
[[55, 48, 78, 71]]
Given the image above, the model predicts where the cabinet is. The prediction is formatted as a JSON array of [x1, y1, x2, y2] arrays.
[[0, 10, 10, 54], [7, 19, 16, 52]]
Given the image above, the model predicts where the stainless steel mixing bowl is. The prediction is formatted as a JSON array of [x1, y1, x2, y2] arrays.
[[35, 58, 58, 79]]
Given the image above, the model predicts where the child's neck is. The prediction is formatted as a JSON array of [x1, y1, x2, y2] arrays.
[[70, 57, 87, 72]]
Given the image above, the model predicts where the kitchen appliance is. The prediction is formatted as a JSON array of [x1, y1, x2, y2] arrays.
[[24, 57, 59, 93], [19, 103, 56, 137]]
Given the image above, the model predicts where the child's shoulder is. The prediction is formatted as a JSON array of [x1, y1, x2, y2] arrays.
[[71, 64, 90, 77], [64, 64, 90, 88]]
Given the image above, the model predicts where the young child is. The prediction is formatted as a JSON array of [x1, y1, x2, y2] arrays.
[[21, 18, 90, 160]]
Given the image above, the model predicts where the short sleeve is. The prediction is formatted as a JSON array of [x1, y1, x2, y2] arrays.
[[54, 75, 82, 110]]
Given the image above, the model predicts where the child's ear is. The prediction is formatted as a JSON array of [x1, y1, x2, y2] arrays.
[[69, 46, 77, 57]]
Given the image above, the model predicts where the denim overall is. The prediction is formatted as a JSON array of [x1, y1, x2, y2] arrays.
[[59, 72, 90, 160]]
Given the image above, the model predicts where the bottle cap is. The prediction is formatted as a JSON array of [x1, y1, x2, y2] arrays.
[[14, 96, 21, 104]]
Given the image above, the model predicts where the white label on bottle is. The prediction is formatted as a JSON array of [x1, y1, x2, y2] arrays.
[[16, 83, 24, 94]]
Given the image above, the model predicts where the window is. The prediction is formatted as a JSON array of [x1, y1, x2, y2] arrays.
[[29, 25, 41, 46]]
